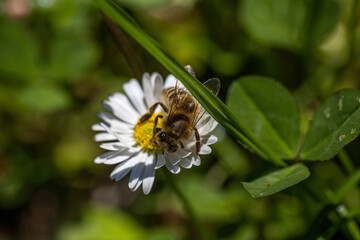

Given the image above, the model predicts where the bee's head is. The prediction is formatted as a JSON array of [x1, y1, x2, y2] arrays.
[[157, 132, 178, 153]]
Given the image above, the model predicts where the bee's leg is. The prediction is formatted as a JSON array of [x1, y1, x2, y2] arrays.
[[179, 142, 184, 149], [194, 127, 201, 155], [140, 102, 168, 123], [153, 115, 163, 138]]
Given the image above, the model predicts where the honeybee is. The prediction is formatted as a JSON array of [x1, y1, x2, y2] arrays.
[[140, 72, 220, 155]]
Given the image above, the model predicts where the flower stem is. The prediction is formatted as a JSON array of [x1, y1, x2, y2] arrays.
[[163, 170, 210, 240]]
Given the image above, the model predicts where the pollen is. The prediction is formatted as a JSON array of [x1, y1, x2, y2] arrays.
[[134, 114, 163, 154]]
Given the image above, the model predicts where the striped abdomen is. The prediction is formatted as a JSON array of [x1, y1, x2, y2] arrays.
[[162, 87, 197, 114]]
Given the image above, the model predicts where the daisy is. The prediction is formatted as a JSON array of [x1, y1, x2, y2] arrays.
[[92, 70, 218, 194]]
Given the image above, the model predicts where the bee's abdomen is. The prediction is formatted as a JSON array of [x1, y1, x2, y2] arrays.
[[163, 88, 177, 100], [163, 88, 197, 113], [163, 88, 185, 102], [166, 114, 191, 138]]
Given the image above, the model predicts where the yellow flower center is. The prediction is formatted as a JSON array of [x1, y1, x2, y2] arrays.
[[134, 114, 162, 154]]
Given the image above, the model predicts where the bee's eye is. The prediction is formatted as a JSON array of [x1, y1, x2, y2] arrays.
[[159, 132, 166, 140]]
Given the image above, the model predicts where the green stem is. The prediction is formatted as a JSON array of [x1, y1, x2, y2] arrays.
[[337, 205, 360, 240], [336, 0, 359, 77], [332, 169, 360, 204], [346, 220, 360, 240], [305, 169, 360, 239], [338, 149, 355, 174], [163, 170, 210, 240], [317, 210, 360, 240], [346, 0, 359, 68]]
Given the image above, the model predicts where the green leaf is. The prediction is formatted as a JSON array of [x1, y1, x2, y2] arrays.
[[93, 0, 286, 165], [301, 89, 360, 160], [227, 76, 300, 159], [239, 0, 339, 49], [240, 0, 305, 49], [243, 164, 310, 198]]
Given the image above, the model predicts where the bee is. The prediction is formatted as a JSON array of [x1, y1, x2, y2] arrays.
[[140, 73, 220, 155]]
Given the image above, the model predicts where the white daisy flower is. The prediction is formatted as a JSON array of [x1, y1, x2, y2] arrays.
[[92, 71, 218, 194]]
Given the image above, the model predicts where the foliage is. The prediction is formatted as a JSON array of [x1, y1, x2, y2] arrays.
[[242, 164, 310, 198], [0, 0, 360, 239]]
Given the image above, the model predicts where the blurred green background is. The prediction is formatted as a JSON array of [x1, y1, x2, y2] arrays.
[[0, 0, 360, 239]]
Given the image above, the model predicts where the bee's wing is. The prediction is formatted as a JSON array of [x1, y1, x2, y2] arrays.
[[203, 78, 221, 96], [191, 78, 221, 127], [168, 79, 190, 117]]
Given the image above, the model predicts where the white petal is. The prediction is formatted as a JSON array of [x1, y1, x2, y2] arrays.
[[142, 155, 156, 194], [165, 161, 180, 174], [92, 123, 104, 131], [179, 158, 192, 169], [185, 153, 201, 166], [123, 79, 147, 114], [164, 75, 178, 88], [164, 74, 186, 89], [155, 154, 165, 169], [199, 145, 212, 155], [94, 132, 117, 142], [100, 123, 136, 148], [151, 73, 163, 102], [142, 73, 150, 84], [133, 177, 143, 192], [183, 135, 217, 154], [192, 155, 201, 166], [100, 118, 133, 135], [113, 133, 136, 148], [94, 149, 134, 165], [103, 94, 139, 125], [108, 93, 140, 118], [103, 150, 134, 165], [198, 116, 218, 135], [110, 153, 141, 181], [201, 135, 218, 145], [166, 149, 191, 165], [196, 113, 211, 127], [142, 73, 156, 107], [177, 148, 192, 158], [165, 153, 180, 165], [94, 151, 114, 164], [128, 153, 146, 190], [100, 142, 125, 151], [96, 111, 133, 132]]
